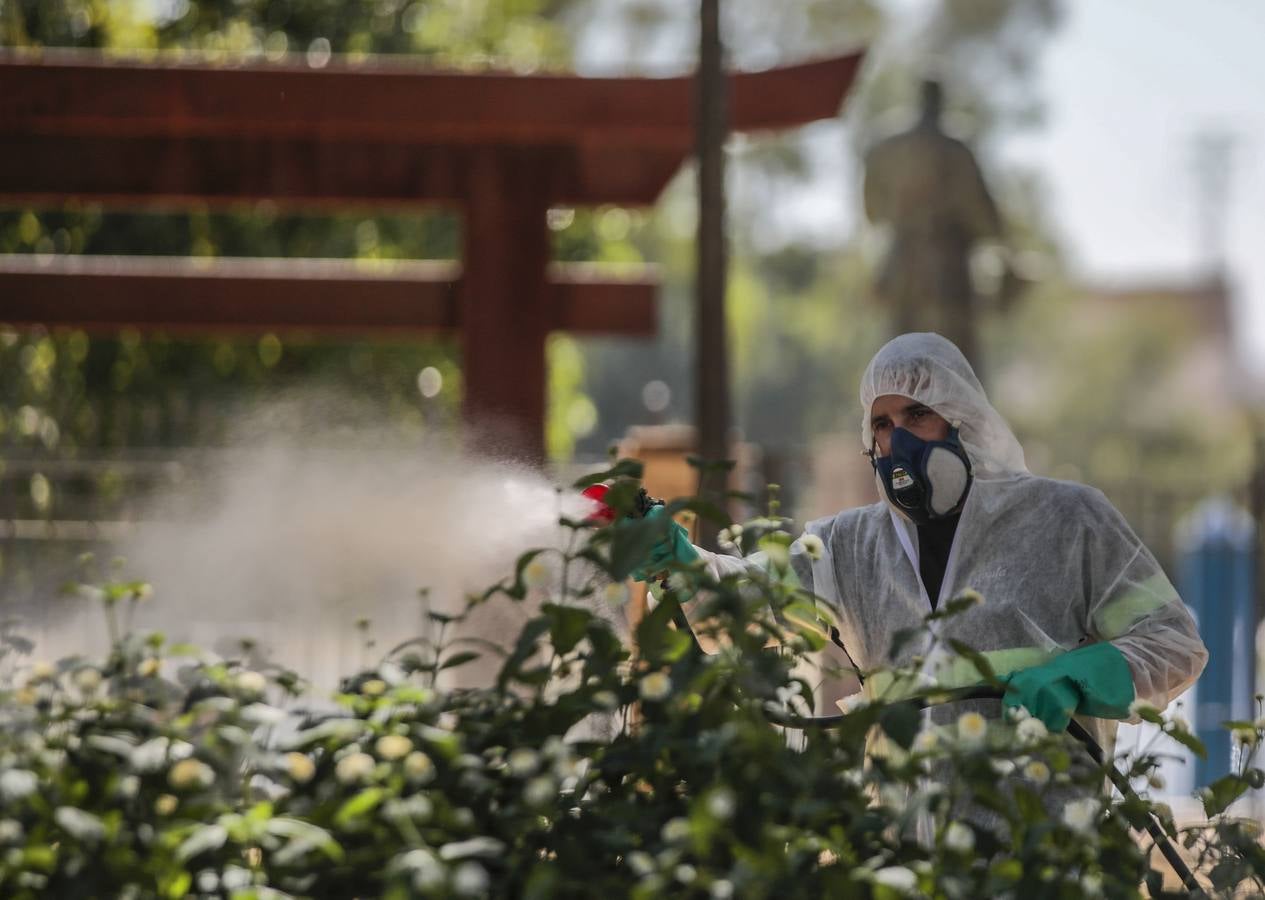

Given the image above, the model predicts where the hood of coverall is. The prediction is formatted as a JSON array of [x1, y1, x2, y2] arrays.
[[860, 332, 1028, 483]]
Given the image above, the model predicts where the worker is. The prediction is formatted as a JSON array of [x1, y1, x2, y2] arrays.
[[634, 332, 1207, 772]]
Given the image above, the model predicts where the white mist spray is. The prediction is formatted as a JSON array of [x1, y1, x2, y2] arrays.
[[26, 391, 612, 691]]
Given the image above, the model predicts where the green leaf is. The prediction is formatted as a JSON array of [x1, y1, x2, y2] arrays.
[[162, 872, 192, 899], [927, 594, 982, 621], [334, 787, 386, 829], [635, 599, 694, 666], [176, 823, 228, 861], [21, 845, 57, 873], [665, 497, 731, 528], [1167, 726, 1207, 760], [1202, 775, 1250, 817], [498, 617, 551, 687], [542, 603, 594, 655], [267, 817, 345, 863], [608, 515, 670, 581], [947, 639, 998, 681], [877, 702, 920, 750], [886, 627, 923, 661], [685, 455, 736, 475], [572, 459, 643, 489], [438, 650, 481, 671]]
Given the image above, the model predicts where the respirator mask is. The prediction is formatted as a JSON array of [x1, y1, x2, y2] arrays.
[[871, 426, 973, 525]]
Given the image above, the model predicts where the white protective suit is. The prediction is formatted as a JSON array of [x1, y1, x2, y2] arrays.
[[696, 333, 1209, 762]]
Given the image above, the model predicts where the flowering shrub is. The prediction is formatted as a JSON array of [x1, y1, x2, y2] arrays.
[[0, 461, 1262, 898]]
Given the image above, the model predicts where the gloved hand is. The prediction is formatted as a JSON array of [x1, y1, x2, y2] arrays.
[[630, 505, 700, 582], [1001, 641, 1135, 733]]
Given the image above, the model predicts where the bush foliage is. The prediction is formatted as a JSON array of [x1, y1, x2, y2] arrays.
[[0, 462, 1262, 899]]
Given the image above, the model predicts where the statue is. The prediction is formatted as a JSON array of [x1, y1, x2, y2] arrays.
[[863, 80, 1003, 368]]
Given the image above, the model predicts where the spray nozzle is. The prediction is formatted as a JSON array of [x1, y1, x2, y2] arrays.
[[581, 483, 662, 525]]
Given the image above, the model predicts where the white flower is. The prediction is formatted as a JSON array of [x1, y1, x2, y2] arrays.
[[1006, 704, 1031, 722], [404, 751, 436, 784], [137, 657, 161, 678], [73, 667, 102, 692], [28, 661, 56, 682], [168, 758, 215, 791], [873, 865, 918, 893], [1129, 699, 1158, 716], [990, 759, 1016, 776], [602, 582, 629, 606], [944, 822, 974, 853], [524, 776, 556, 806], [234, 670, 267, 696], [376, 735, 413, 761], [508, 748, 540, 776], [0, 769, 38, 802], [399, 848, 445, 891], [957, 711, 987, 747], [115, 775, 140, 799], [241, 703, 288, 726], [710, 880, 735, 899], [54, 807, 105, 843], [675, 864, 697, 884], [956, 588, 984, 606], [1232, 726, 1260, 747], [639, 672, 672, 702], [452, 862, 489, 896], [284, 752, 316, 783], [523, 560, 550, 589], [800, 534, 825, 561], [196, 870, 219, 893], [1168, 714, 1191, 733], [626, 851, 654, 877], [1081, 872, 1104, 896], [661, 817, 692, 843], [131, 737, 173, 773], [592, 690, 619, 710], [1062, 797, 1101, 834], [705, 787, 735, 820], [1016, 716, 1048, 746], [912, 730, 939, 754], [1024, 760, 1051, 786], [221, 865, 252, 891], [154, 794, 179, 816], [0, 819, 24, 843], [335, 751, 376, 784]]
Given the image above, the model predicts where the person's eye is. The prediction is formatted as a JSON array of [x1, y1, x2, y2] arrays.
[[909, 408, 929, 421]]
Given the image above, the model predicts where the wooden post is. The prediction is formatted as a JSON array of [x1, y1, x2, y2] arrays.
[[461, 149, 553, 464], [695, 0, 731, 550]]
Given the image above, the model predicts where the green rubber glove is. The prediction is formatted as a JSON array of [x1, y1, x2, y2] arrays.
[[1001, 642, 1135, 733], [630, 505, 699, 582]]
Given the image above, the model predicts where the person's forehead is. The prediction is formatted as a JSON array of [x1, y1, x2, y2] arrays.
[[870, 394, 927, 418]]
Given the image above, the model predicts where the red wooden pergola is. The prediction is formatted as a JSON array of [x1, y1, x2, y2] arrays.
[[0, 49, 862, 461]]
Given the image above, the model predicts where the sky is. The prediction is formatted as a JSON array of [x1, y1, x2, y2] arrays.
[[1000, 0, 1265, 380], [578, 0, 1265, 380]]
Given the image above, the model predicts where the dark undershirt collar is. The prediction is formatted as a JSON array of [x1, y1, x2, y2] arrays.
[[916, 513, 961, 611]]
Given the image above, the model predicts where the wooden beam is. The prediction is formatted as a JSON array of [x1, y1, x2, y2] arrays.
[[0, 50, 863, 208], [0, 49, 863, 144], [0, 135, 689, 208], [0, 255, 656, 337]]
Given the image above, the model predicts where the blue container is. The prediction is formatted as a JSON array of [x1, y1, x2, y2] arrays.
[[1176, 499, 1256, 787]]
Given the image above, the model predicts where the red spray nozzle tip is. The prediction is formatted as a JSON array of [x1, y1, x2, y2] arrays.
[[581, 483, 618, 525]]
